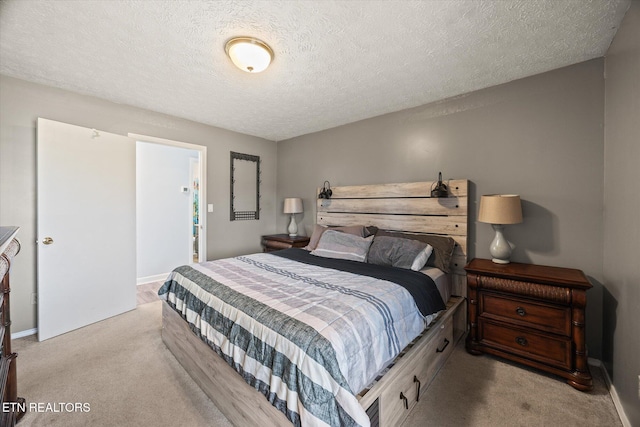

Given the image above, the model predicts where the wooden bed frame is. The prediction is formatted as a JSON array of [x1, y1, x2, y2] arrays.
[[161, 179, 469, 426]]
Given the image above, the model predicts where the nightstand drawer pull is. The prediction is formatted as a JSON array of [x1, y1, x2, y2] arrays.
[[399, 392, 408, 409], [413, 376, 421, 402], [515, 336, 528, 346], [436, 338, 450, 353], [515, 306, 527, 316]]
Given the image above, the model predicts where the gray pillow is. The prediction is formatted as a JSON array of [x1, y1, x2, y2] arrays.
[[305, 224, 377, 250], [374, 231, 456, 273], [311, 230, 374, 262], [305, 224, 368, 250], [368, 236, 432, 270]]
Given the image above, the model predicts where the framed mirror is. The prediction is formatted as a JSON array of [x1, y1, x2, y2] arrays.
[[230, 151, 260, 221]]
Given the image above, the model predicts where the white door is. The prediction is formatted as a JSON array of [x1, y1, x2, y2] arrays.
[[37, 118, 136, 341]]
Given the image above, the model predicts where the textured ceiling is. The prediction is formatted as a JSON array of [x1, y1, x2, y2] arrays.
[[0, 0, 630, 141]]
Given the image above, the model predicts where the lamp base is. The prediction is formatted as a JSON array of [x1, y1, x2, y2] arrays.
[[288, 214, 298, 237], [489, 224, 515, 264]]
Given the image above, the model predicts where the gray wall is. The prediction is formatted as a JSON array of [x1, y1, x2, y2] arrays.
[[0, 75, 277, 333], [136, 142, 198, 280], [603, 2, 640, 425], [277, 59, 606, 359]]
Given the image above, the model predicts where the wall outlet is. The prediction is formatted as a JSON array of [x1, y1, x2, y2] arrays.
[[31, 293, 37, 305]]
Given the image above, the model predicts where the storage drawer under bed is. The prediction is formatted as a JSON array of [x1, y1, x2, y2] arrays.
[[378, 316, 453, 427]]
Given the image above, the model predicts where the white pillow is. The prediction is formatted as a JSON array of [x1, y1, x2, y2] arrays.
[[411, 244, 434, 271]]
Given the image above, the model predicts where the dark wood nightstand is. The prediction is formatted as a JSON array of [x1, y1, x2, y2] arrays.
[[261, 234, 310, 252], [465, 258, 593, 391]]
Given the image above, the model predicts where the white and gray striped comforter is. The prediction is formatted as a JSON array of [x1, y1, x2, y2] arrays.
[[159, 251, 438, 427]]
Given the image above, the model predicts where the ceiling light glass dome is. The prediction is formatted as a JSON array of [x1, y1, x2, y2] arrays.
[[225, 37, 273, 73]]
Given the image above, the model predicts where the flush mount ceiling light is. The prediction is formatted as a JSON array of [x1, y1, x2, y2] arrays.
[[225, 37, 273, 73]]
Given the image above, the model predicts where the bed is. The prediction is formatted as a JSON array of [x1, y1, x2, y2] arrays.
[[160, 180, 468, 427]]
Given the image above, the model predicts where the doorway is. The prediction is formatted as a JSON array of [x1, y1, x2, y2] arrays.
[[131, 133, 207, 285], [189, 157, 200, 263], [35, 119, 207, 340]]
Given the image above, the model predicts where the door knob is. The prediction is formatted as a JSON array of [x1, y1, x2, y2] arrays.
[[42, 237, 54, 245]]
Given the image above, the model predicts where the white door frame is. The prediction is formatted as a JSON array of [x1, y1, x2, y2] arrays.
[[189, 157, 202, 262], [129, 133, 207, 263]]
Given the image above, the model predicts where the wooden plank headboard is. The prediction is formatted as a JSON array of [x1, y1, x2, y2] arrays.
[[316, 180, 468, 297]]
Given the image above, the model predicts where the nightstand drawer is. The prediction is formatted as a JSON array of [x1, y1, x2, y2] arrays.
[[262, 239, 294, 251], [479, 319, 572, 370], [480, 293, 571, 336], [261, 234, 310, 253]]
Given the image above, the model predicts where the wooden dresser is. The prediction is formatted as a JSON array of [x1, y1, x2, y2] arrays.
[[465, 258, 593, 391], [0, 226, 25, 424], [261, 234, 310, 252]]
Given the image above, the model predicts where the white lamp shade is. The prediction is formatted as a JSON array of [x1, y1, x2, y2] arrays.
[[478, 195, 523, 225], [225, 37, 273, 73], [283, 198, 303, 214]]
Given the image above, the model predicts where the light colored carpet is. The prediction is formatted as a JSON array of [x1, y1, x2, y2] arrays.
[[14, 301, 231, 427], [14, 301, 621, 426], [403, 341, 622, 427]]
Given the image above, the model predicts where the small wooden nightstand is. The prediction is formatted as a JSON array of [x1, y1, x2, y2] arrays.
[[261, 234, 310, 253], [465, 258, 593, 391]]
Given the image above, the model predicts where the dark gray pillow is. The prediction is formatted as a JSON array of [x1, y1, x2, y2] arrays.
[[364, 225, 379, 237], [374, 231, 456, 273], [367, 236, 429, 270]]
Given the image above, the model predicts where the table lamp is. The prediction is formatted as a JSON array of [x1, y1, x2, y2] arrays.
[[478, 194, 523, 264], [283, 198, 303, 236]]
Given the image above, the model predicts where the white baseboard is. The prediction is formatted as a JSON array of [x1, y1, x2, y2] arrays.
[[137, 273, 169, 285], [12, 328, 37, 340], [589, 358, 632, 427]]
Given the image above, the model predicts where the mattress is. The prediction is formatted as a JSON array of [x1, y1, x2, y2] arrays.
[[421, 266, 451, 304]]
